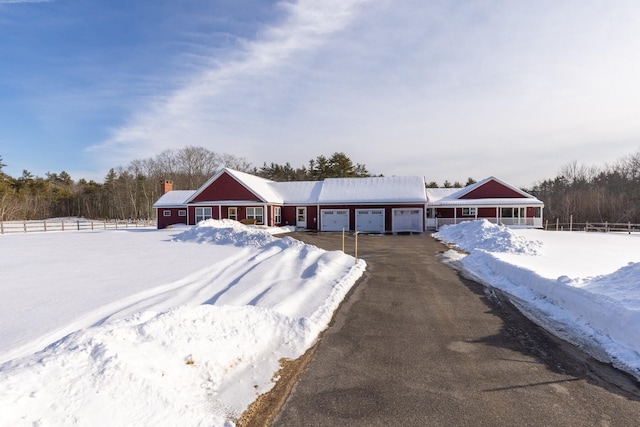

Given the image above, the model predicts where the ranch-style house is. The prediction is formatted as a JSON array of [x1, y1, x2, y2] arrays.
[[153, 168, 544, 232]]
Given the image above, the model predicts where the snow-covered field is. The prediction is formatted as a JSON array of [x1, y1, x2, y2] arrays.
[[434, 220, 640, 381], [0, 220, 365, 426], [3, 218, 639, 426]]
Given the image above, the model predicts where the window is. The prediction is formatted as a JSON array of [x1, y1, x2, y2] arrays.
[[274, 207, 282, 224], [195, 207, 212, 223], [501, 207, 517, 218], [228, 207, 238, 221], [163, 210, 171, 217], [246, 207, 264, 224], [462, 207, 476, 216], [534, 207, 541, 218], [178, 210, 186, 217]]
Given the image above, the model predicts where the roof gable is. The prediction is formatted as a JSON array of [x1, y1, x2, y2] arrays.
[[187, 169, 282, 204], [458, 177, 532, 199]]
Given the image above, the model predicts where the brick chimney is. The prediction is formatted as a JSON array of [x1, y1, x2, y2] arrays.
[[160, 179, 174, 194]]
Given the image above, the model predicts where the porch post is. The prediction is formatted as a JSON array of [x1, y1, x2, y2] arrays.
[[496, 207, 499, 225]]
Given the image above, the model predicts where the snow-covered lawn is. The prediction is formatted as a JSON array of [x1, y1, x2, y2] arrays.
[[0, 220, 365, 426], [4, 218, 639, 426], [434, 220, 640, 381]]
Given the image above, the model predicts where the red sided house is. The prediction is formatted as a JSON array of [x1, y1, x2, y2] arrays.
[[153, 169, 544, 232], [426, 176, 544, 229]]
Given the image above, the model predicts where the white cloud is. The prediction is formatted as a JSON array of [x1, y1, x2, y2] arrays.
[[90, 0, 640, 187], [89, 0, 369, 165]]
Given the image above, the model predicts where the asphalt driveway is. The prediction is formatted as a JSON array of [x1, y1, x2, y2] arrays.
[[272, 232, 640, 426]]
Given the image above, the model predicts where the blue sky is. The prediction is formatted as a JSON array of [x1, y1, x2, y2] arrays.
[[1, 0, 640, 187]]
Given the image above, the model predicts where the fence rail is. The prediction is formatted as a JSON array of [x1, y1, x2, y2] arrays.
[[0, 219, 155, 234], [544, 219, 640, 233]]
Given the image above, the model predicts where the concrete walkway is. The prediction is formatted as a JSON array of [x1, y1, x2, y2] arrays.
[[273, 232, 640, 426]]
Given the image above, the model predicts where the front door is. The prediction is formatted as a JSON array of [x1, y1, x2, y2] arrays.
[[228, 207, 238, 221], [296, 207, 307, 228]]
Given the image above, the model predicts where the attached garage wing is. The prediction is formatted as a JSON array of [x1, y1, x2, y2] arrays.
[[320, 210, 350, 231], [356, 209, 385, 233], [392, 208, 424, 233]]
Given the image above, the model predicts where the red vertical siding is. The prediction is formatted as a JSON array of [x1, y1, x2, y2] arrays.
[[192, 172, 260, 202], [460, 180, 526, 199], [156, 208, 187, 229], [477, 207, 497, 218]]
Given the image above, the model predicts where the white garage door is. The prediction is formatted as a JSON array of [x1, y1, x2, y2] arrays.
[[392, 208, 424, 233], [356, 209, 385, 233], [320, 210, 350, 231]]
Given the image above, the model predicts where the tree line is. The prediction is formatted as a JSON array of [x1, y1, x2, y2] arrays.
[[0, 149, 374, 221], [2, 147, 639, 224], [529, 150, 640, 224]]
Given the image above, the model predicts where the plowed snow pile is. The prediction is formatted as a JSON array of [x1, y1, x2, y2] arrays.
[[434, 220, 640, 380], [0, 220, 365, 426]]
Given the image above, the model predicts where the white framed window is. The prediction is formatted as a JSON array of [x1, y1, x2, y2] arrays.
[[274, 206, 282, 224], [163, 210, 172, 217], [178, 210, 186, 217], [462, 207, 476, 216], [246, 207, 264, 224], [195, 207, 212, 223], [228, 207, 238, 221]]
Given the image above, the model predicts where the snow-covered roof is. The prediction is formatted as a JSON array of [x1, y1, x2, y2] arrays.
[[154, 171, 543, 208], [317, 176, 427, 204], [427, 197, 544, 207], [153, 190, 196, 208], [425, 188, 461, 203], [225, 168, 283, 203], [271, 181, 324, 204], [186, 168, 284, 204], [426, 177, 543, 207]]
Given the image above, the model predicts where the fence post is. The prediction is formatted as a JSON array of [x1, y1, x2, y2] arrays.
[[77, 219, 80, 231], [0, 220, 3, 234], [556, 218, 559, 231], [569, 215, 573, 232], [62, 220, 65, 231], [544, 219, 548, 230], [629, 222, 632, 234], [355, 231, 358, 262], [91, 221, 94, 231], [44, 219, 47, 232], [605, 221, 608, 232], [23, 219, 27, 233]]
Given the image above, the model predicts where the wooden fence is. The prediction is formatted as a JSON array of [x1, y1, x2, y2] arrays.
[[0, 219, 155, 234], [544, 217, 640, 233]]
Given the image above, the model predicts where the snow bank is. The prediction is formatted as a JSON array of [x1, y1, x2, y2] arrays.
[[434, 220, 640, 380], [434, 219, 542, 254], [0, 220, 366, 426]]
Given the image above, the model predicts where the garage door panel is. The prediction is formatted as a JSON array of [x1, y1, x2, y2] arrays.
[[321, 210, 349, 231], [356, 209, 385, 233], [392, 208, 423, 233]]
